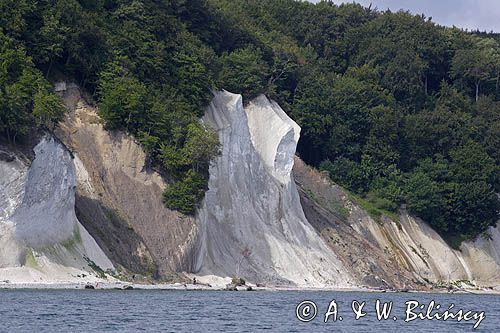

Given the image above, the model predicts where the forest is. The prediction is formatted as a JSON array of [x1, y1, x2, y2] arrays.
[[0, 0, 498, 244]]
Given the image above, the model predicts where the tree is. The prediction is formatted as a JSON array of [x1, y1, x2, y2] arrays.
[[320, 158, 369, 193], [97, 74, 149, 131], [405, 170, 447, 232], [476, 38, 500, 95], [34, 5, 70, 78], [218, 46, 269, 100], [451, 41, 495, 102], [293, 70, 392, 165], [445, 181, 499, 236], [184, 123, 220, 173], [32, 89, 66, 129], [403, 107, 472, 163], [381, 49, 427, 106], [361, 105, 400, 177], [0, 0, 34, 37], [0, 30, 65, 143], [162, 169, 208, 215]]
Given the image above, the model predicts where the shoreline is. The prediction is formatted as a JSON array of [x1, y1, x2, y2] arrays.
[[1, 281, 499, 295]]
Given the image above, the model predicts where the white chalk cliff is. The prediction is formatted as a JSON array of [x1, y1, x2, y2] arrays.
[[1, 83, 500, 290], [194, 91, 353, 287], [0, 137, 113, 283], [294, 158, 500, 289]]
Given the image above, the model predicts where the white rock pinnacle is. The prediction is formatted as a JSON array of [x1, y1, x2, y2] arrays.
[[194, 91, 352, 287]]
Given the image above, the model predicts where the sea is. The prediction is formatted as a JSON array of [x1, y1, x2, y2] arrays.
[[0, 289, 498, 332]]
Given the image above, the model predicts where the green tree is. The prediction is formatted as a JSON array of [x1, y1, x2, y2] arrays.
[[405, 170, 447, 232], [32, 89, 66, 128], [361, 105, 400, 177], [97, 74, 149, 131], [162, 169, 208, 215], [320, 158, 369, 193], [218, 46, 269, 100], [33, 4, 70, 77], [184, 123, 220, 173], [451, 41, 495, 101]]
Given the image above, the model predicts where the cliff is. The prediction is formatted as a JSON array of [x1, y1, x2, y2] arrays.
[[194, 91, 352, 287], [1, 84, 499, 290], [294, 158, 500, 289], [55, 84, 198, 279], [0, 136, 113, 283]]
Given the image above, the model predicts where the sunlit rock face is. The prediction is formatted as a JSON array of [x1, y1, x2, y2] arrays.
[[0, 137, 113, 282], [461, 221, 500, 286], [194, 91, 353, 287], [0, 149, 26, 268], [13, 137, 78, 248], [294, 157, 500, 289]]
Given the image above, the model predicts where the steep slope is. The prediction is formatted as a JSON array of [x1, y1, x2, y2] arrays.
[[461, 223, 500, 286], [294, 158, 500, 289], [0, 137, 113, 283], [4, 81, 497, 290], [55, 83, 198, 279], [194, 91, 353, 287]]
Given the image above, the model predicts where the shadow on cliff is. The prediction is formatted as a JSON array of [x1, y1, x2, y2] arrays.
[[74, 193, 158, 278]]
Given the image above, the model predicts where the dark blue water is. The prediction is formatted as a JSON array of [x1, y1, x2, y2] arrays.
[[0, 290, 498, 332]]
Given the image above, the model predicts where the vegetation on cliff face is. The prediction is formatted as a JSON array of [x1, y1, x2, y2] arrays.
[[0, 0, 498, 239], [0, 30, 65, 142]]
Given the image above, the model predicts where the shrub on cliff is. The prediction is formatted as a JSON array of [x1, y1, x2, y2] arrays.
[[162, 170, 208, 215]]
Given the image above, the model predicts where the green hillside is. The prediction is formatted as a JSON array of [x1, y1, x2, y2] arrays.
[[0, 0, 498, 242]]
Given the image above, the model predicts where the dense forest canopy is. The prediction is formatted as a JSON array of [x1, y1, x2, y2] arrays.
[[0, 0, 498, 244]]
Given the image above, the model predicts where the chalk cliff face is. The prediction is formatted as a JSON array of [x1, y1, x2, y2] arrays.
[[194, 91, 353, 287], [2, 83, 499, 289], [294, 158, 500, 289], [0, 137, 113, 283], [55, 84, 198, 278], [461, 223, 500, 286]]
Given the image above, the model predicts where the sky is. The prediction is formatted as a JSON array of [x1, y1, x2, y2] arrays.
[[308, 0, 500, 32]]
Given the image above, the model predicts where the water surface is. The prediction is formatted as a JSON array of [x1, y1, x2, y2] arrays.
[[0, 290, 498, 332]]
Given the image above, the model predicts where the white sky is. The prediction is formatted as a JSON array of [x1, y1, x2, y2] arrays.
[[308, 0, 500, 32]]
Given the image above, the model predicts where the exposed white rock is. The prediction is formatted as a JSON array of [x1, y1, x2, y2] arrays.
[[0, 151, 26, 222], [245, 95, 300, 184], [349, 210, 471, 282], [13, 137, 80, 248], [194, 91, 353, 287], [0, 137, 113, 283], [461, 222, 500, 286]]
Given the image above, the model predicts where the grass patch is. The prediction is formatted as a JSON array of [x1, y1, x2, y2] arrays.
[[24, 249, 38, 268], [329, 201, 350, 220], [60, 227, 82, 250], [84, 256, 107, 279], [348, 193, 400, 224]]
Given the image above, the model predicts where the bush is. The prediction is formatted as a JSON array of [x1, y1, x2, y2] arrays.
[[320, 158, 369, 193], [162, 170, 208, 215], [405, 171, 447, 231], [33, 89, 66, 128], [0, 30, 65, 142]]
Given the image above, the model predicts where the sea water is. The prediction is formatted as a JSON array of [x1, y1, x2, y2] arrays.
[[0, 290, 498, 332]]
